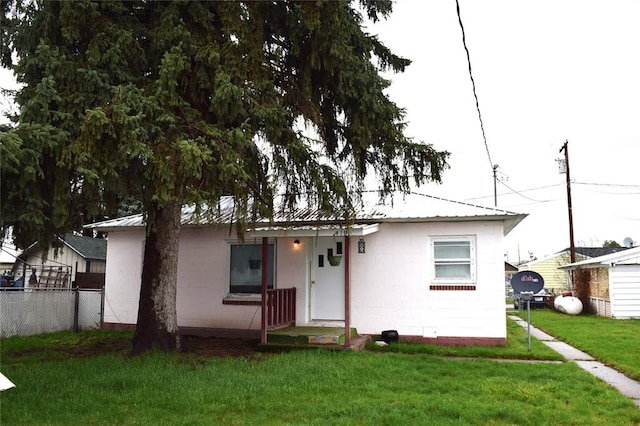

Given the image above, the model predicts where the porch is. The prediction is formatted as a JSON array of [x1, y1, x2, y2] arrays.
[[262, 287, 370, 351]]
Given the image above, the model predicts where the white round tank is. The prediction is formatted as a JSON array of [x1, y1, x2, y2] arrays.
[[554, 295, 564, 311], [562, 296, 583, 315], [555, 295, 583, 315]]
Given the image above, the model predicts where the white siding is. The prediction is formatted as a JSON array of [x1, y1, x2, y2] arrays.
[[610, 264, 640, 319]]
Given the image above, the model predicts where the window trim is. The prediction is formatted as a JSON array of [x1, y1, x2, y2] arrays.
[[430, 236, 476, 286], [226, 239, 276, 296]]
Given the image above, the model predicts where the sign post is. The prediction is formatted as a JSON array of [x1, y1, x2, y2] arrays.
[[520, 291, 534, 350]]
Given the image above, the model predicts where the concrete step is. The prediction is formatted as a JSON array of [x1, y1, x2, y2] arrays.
[[267, 326, 358, 346]]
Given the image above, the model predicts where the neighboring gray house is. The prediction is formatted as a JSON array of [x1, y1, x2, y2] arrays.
[[13, 234, 107, 288]]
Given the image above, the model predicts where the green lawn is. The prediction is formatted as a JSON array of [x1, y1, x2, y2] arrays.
[[368, 317, 564, 361], [2, 320, 639, 425], [515, 309, 640, 381]]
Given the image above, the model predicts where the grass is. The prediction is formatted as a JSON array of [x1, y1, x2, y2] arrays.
[[1, 318, 639, 425], [514, 309, 640, 381], [0, 329, 133, 362], [368, 318, 564, 361]]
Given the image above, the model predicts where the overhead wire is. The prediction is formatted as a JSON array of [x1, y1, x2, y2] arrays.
[[573, 181, 640, 195], [574, 181, 640, 188], [499, 181, 555, 203], [455, 0, 493, 170], [464, 182, 563, 202]]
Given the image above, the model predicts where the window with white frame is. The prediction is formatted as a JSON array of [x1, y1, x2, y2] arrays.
[[431, 237, 476, 283], [229, 242, 275, 293]]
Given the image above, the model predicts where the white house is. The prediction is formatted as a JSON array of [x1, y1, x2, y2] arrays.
[[90, 191, 526, 346], [560, 246, 640, 319]]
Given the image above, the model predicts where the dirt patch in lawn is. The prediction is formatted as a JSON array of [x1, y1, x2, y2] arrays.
[[180, 335, 260, 358], [7, 335, 261, 360]]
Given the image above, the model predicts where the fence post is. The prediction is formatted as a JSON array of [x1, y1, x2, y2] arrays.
[[73, 287, 80, 332], [100, 288, 105, 327]]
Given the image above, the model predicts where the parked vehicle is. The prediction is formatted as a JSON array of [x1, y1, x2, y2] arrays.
[[513, 288, 552, 309]]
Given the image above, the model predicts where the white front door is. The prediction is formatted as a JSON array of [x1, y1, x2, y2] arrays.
[[310, 237, 345, 320]]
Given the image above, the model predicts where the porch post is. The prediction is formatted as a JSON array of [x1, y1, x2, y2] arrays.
[[261, 236, 268, 344], [344, 236, 351, 347]]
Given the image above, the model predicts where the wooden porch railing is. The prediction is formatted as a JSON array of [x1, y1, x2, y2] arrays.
[[266, 287, 296, 330]]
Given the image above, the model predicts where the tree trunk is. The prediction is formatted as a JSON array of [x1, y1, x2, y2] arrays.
[[132, 200, 182, 355]]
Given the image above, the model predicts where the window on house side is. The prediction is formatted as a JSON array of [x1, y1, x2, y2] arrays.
[[432, 238, 475, 283], [229, 243, 275, 293]]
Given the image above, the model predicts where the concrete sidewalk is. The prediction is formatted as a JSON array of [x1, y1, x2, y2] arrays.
[[509, 315, 640, 408]]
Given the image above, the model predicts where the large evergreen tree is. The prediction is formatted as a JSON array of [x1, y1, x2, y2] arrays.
[[1, 0, 449, 354]]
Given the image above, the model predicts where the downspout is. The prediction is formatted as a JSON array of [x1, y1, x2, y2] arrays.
[[344, 236, 351, 347], [260, 236, 268, 344]]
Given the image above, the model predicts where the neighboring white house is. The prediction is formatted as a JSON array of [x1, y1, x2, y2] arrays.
[[89, 191, 527, 346], [13, 234, 107, 288], [560, 246, 640, 319], [1, 240, 20, 276]]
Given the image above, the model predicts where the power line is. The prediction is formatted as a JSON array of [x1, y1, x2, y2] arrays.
[[499, 181, 555, 203], [573, 181, 640, 189], [455, 0, 493, 170], [464, 183, 563, 202]]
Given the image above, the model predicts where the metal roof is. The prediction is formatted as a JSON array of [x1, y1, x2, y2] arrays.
[[87, 191, 527, 236], [248, 223, 380, 238]]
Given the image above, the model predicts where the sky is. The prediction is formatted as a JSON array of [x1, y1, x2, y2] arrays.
[[1, 0, 639, 264], [364, 0, 640, 263]]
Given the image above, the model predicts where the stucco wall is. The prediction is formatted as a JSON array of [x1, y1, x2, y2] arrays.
[[103, 230, 144, 324], [350, 221, 506, 340], [103, 227, 306, 329], [104, 220, 507, 341]]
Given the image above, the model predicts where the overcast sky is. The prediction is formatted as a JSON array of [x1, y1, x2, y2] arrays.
[[366, 0, 640, 262], [1, 1, 639, 263]]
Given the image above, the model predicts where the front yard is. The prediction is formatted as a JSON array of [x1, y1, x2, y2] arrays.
[[1, 316, 639, 425]]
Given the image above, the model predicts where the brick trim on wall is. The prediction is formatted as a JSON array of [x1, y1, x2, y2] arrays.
[[222, 299, 261, 306], [400, 335, 506, 347], [429, 284, 476, 291]]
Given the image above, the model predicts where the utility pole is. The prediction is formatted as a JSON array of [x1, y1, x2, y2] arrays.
[[559, 141, 576, 264], [493, 164, 499, 207]]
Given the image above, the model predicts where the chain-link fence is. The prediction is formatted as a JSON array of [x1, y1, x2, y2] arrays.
[[76, 289, 104, 331], [0, 288, 104, 338]]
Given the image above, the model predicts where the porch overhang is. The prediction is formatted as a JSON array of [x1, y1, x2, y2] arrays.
[[247, 223, 380, 238]]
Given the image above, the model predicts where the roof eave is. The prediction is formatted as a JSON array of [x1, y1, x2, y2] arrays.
[[89, 213, 527, 235]]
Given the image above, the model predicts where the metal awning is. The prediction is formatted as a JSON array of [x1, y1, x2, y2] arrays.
[[247, 223, 380, 238]]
